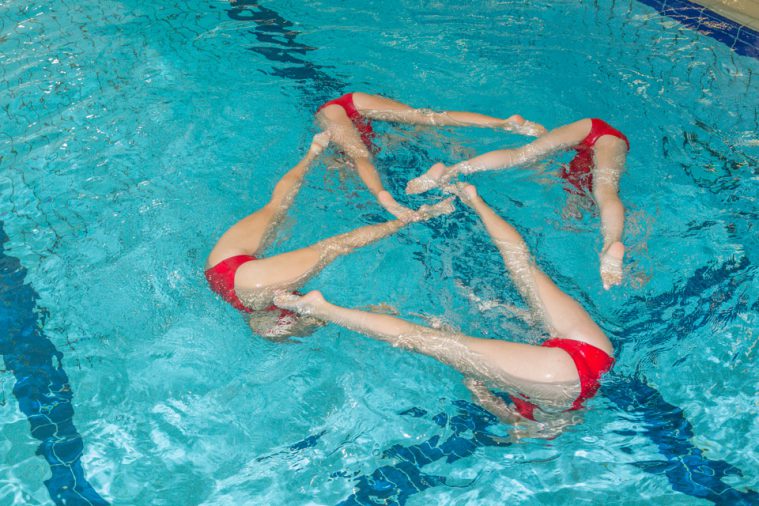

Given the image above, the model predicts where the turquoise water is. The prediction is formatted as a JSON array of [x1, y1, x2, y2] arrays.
[[1, 0, 757, 504]]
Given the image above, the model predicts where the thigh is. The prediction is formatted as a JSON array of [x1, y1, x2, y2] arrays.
[[528, 119, 592, 156], [430, 333, 580, 404], [352, 92, 413, 112], [462, 336, 577, 380], [592, 138, 627, 193], [529, 269, 611, 352], [234, 246, 323, 290], [318, 106, 371, 158], [207, 207, 275, 267]]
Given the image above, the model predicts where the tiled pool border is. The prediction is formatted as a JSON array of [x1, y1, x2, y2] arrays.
[[637, 0, 759, 58], [0, 222, 107, 506]]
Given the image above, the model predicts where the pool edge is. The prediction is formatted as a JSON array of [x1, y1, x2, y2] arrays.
[[637, 0, 759, 59]]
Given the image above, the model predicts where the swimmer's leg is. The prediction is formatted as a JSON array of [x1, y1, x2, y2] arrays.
[[206, 133, 329, 265], [236, 199, 454, 290], [592, 141, 627, 290], [317, 104, 415, 221], [352, 93, 546, 136], [275, 290, 580, 394], [457, 184, 609, 349], [406, 120, 590, 194]]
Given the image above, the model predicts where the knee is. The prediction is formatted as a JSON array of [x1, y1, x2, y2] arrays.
[[593, 187, 621, 207]]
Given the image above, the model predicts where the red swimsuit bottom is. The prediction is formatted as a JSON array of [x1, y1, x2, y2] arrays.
[[317, 93, 377, 152], [561, 118, 630, 193], [508, 338, 615, 421], [205, 255, 297, 323]]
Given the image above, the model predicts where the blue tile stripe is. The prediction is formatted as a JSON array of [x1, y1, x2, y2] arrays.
[[605, 376, 758, 505], [637, 0, 759, 58], [0, 222, 108, 506], [224, 0, 345, 103], [335, 376, 758, 505]]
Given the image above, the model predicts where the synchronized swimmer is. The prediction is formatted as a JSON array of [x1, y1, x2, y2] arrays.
[[407, 118, 629, 289], [276, 183, 614, 425], [206, 93, 630, 425], [205, 132, 453, 339], [315, 92, 546, 221]]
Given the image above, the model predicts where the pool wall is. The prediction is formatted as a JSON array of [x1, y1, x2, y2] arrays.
[[639, 0, 759, 58]]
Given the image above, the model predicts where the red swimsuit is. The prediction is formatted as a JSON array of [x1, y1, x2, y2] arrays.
[[317, 93, 377, 151], [205, 255, 298, 322], [509, 338, 615, 421], [561, 118, 629, 193]]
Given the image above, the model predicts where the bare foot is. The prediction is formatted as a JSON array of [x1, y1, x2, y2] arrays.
[[309, 131, 331, 155], [504, 114, 525, 125], [521, 121, 548, 137], [502, 115, 547, 137], [415, 197, 455, 221], [443, 182, 478, 207], [600, 241, 625, 290], [406, 162, 449, 195], [377, 190, 417, 222], [273, 290, 326, 315]]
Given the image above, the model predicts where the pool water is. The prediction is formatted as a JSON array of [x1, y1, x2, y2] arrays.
[[1, 0, 757, 504]]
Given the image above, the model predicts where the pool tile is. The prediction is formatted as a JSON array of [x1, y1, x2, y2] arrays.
[[698, 9, 741, 43], [736, 26, 759, 49], [735, 27, 759, 58], [662, 0, 704, 25], [638, 0, 758, 59], [637, 0, 666, 11]]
